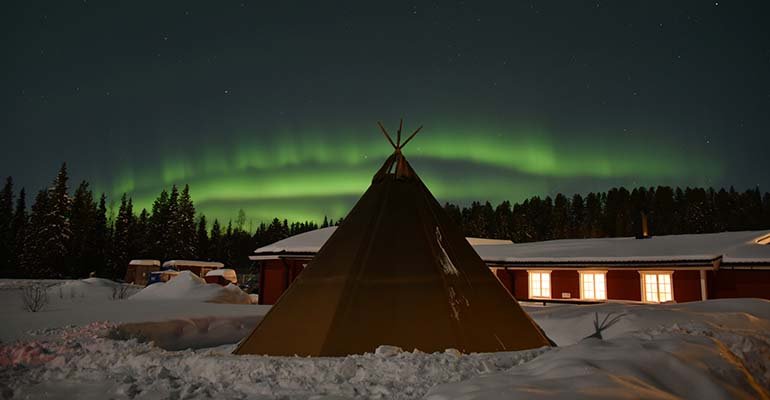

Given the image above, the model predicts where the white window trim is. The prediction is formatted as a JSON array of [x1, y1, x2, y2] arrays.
[[639, 271, 675, 303], [578, 270, 608, 300], [527, 270, 552, 299]]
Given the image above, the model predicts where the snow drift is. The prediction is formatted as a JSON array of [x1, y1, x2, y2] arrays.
[[129, 270, 253, 304], [1, 298, 768, 399]]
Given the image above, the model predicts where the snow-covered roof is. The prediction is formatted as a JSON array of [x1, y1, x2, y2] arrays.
[[129, 259, 161, 266], [162, 260, 225, 269], [205, 269, 237, 278], [252, 227, 513, 256], [477, 230, 770, 267], [255, 227, 337, 255], [466, 237, 514, 245], [251, 228, 770, 267]]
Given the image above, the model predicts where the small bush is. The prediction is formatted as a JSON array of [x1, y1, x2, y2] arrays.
[[21, 285, 49, 312], [111, 284, 130, 300]]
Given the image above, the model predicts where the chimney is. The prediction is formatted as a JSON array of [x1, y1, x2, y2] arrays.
[[636, 211, 652, 239]]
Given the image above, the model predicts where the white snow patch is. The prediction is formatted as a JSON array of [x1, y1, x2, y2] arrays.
[[1, 278, 768, 399], [130, 270, 253, 304]]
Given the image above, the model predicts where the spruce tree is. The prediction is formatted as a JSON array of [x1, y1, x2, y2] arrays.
[[10, 188, 27, 276], [44, 163, 72, 277], [584, 192, 603, 237], [209, 219, 222, 260], [110, 194, 134, 279], [235, 209, 247, 232], [196, 215, 209, 260], [164, 185, 180, 259], [175, 185, 197, 259], [569, 193, 585, 238], [94, 193, 110, 276], [21, 190, 50, 277], [148, 189, 169, 259], [492, 201, 512, 240], [0, 177, 13, 276], [133, 208, 150, 258], [551, 194, 570, 240], [68, 181, 98, 277]]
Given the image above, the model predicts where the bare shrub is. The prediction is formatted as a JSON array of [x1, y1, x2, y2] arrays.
[[582, 312, 626, 341], [21, 285, 49, 312], [111, 284, 130, 300]]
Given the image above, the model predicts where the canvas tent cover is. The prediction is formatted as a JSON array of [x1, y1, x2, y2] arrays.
[[235, 122, 550, 356]]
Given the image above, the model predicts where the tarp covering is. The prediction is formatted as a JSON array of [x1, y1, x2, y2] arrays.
[[235, 150, 550, 356]]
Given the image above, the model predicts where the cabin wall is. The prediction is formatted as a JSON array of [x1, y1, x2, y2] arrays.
[[551, 270, 579, 300], [494, 268, 513, 294], [259, 260, 287, 305], [673, 270, 702, 302], [125, 265, 159, 285], [257, 257, 770, 305], [708, 269, 770, 300], [258, 259, 310, 305], [492, 268, 528, 299], [606, 270, 642, 301], [512, 270, 528, 300]]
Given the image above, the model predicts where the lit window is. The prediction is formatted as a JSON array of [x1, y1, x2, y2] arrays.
[[580, 271, 607, 300], [528, 271, 551, 299], [641, 272, 673, 303]]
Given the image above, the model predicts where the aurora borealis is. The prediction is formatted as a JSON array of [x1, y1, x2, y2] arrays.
[[3, 1, 768, 225]]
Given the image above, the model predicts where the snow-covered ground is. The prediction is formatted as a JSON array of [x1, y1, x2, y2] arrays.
[[0, 274, 267, 343], [0, 278, 768, 399]]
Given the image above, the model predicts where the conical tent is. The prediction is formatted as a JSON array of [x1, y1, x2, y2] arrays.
[[235, 121, 550, 356]]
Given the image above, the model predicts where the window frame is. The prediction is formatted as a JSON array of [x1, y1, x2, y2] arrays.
[[639, 271, 675, 303], [527, 270, 552, 299], [579, 270, 608, 300]]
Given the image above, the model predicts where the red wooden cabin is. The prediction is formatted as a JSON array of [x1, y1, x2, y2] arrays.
[[250, 228, 770, 305]]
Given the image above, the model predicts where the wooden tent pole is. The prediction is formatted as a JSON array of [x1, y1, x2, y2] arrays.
[[397, 119, 403, 148], [400, 125, 422, 148], [377, 121, 397, 149]]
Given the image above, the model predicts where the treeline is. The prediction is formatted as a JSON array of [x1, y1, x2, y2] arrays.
[[1, 164, 770, 279], [0, 164, 337, 279], [444, 186, 770, 243]]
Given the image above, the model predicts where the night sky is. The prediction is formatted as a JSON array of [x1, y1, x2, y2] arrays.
[[3, 1, 769, 224]]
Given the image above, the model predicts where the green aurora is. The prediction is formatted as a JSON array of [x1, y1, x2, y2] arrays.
[[93, 120, 721, 226]]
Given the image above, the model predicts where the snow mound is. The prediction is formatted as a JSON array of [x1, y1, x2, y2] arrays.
[[108, 315, 263, 350], [129, 271, 252, 304], [425, 334, 768, 399], [1, 294, 768, 399], [57, 277, 120, 292]]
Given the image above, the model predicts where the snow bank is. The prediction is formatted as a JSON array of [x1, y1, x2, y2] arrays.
[[108, 315, 263, 350], [524, 298, 770, 346], [0, 278, 268, 342], [1, 298, 768, 399], [426, 334, 767, 399], [0, 323, 546, 399], [129, 270, 253, 304]]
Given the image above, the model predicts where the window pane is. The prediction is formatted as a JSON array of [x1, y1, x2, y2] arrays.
[[645, 274, 658, 302], [595, 273, 606, 299], [596, 288, 606, 300], [658, 274, 672, 302]]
